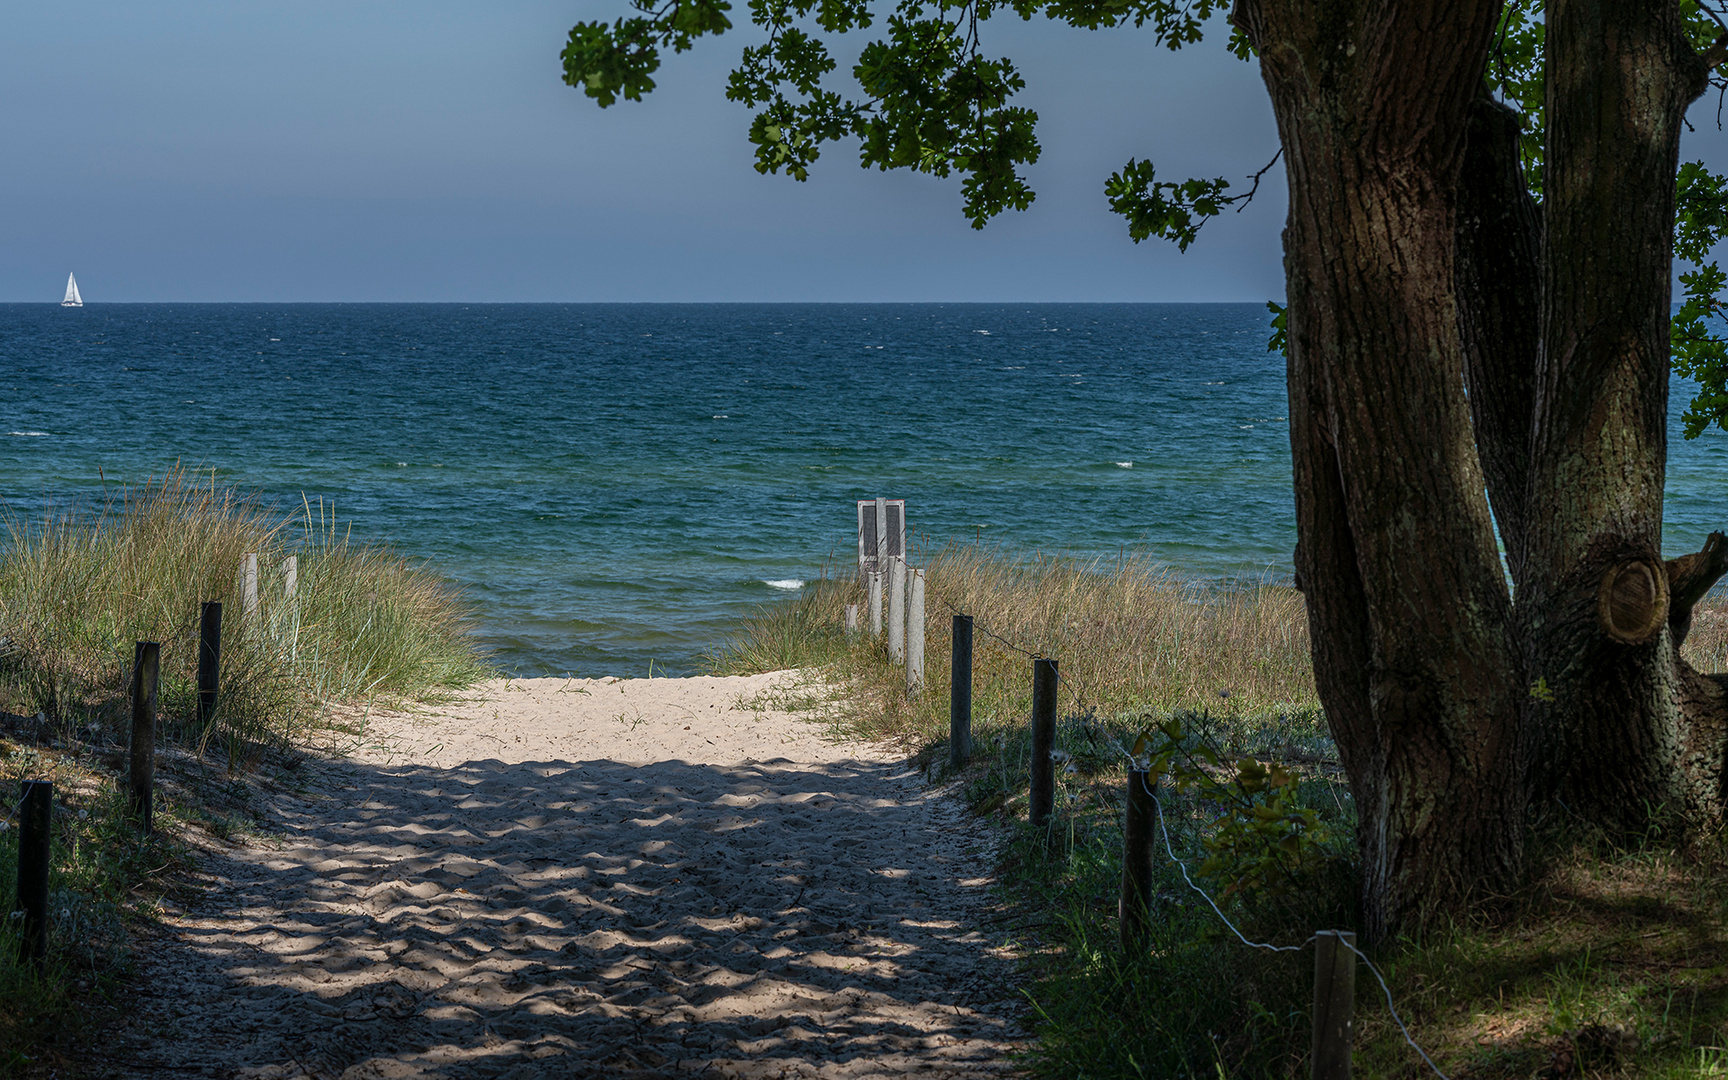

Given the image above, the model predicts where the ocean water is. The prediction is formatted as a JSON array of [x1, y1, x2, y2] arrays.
[[3, 303, 1725, 677]]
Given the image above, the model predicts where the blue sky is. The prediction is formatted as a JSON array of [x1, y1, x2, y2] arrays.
[[2, 4, 1722, 302], [1, 2, 1288, 301]]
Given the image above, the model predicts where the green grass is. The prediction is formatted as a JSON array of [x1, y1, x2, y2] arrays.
[[712, 542, 1728, 1078], [0, 469, 494, 1074], [0, 468, 493, 755]]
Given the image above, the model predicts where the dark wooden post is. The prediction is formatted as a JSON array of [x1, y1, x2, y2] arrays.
[[1311, 929, 1358, 1079], [129, 641, 160, 833], [1120, 767, 1157, 951], [1029, 658, 1058, 828], [197, 601, 223, 729], [16, 780, 51, 966], [950, 615, 973, 770]]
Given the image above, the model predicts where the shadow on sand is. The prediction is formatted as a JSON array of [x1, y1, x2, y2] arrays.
[[106, 751, 1023, 1079]]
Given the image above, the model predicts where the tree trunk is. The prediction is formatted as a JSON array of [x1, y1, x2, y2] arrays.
[[1239, 0, 1525, 940], [1524, 0, 1713, 829], [1455, 93, 1541, 592]]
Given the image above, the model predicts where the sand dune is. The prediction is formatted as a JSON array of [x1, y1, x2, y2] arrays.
[[107, 672, 1023, 1078]]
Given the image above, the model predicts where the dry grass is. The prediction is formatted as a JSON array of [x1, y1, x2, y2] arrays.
[[711, 541, 1317, 753], [0, 468, 491, 757], [715, 547, 1728, 1078]]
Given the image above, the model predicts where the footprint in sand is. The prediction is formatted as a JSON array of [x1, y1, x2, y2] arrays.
[[104, 671, 1025, 1079]]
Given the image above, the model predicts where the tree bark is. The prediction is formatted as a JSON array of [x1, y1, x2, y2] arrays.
[[1240, 0, 1525, 940], [1525, 0, 1711, 829], [1455, 93, 1541, 590]]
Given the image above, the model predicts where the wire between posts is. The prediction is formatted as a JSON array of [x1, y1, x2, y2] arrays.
[[1337, 935, 1452, 1080], [937, 599, 1097, 716], [1145, 776, 1450, 1079], [950, 603, 1447, 1074], [1144, 772, 1309, 954]]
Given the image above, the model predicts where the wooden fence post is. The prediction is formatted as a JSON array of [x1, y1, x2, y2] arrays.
[[1312, 930, 1358, 1080], [129, 642, 160, 833], [845, 603, 859, 638], [197, 601, 223, 730], [888, 557, 907, 662], [16, 780, 50, 967], [868, 572, 884, 639], [950, 615, 973, 770], [1120, 767, 1157, 951], [282, 555, 298, 602], [1030, 658, 1058, 829], [906, 568, 925, 694], [241, 552, 259, 624]]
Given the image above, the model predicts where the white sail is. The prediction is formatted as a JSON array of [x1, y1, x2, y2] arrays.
[[61, 273, 82, 307]]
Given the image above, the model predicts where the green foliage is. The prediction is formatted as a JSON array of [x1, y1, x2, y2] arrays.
[[1487, 0, 1728, 438], [1104, 160, 1230, 251], [1674, 160, 1728, 436], [1134, 717, 1336, 901], [563, 0, 1253, 228], [1265, 299, 1286, 355]]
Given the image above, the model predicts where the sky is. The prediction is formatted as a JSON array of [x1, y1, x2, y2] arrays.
[[1, 2, 1289, 302], [3, 4, 1726, 303]]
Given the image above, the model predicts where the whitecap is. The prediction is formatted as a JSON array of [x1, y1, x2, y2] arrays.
[[7, 431, 49, 437], [713, 414, 729, 419], [763, 579, 805, 590], [1115, 461, 1133, 468]]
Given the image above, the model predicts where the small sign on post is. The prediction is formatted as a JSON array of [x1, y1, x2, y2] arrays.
[[856, 499, 906, 582]]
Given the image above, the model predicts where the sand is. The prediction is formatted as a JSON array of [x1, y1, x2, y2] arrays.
[[104, 672, 1024, 1079]]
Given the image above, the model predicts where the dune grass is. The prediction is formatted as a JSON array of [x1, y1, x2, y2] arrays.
[[0, 469, 492, 756], [709, 541, 1318, 750], [0, 469, 492, 1074], [712, 543, 1728, 1078]]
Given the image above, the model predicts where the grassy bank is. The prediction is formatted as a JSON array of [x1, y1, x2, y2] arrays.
[[711, 542, 1728, 1078], [0, 470, 491, 753], [0, 470, 492, 1073]]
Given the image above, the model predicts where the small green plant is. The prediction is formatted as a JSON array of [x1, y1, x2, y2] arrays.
[[1133, 717, 1337, 901]]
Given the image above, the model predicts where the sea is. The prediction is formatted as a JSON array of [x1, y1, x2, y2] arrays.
[[3, 303, 1725, 677]]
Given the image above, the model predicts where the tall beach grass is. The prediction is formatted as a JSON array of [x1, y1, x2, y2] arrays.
[[0, 469, 491, 756], [712, 543, 1728, 1078], [710, 541, 1318, 752]]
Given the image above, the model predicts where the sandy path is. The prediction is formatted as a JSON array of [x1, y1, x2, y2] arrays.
[[105, 673, 1024, 1079]]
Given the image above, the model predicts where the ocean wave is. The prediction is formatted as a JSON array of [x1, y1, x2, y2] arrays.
[[7, 431, 49, 437], [763, 579, 805, 590]]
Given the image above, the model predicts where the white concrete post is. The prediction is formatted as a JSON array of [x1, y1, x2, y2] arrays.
[[907, 568, 926, 694], [241, 553, 259, 625], [869, 572, 884, 639], [888, 556, 907, 662]]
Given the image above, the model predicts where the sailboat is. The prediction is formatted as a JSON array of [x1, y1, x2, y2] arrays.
[[61, 273, 82, 307]]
